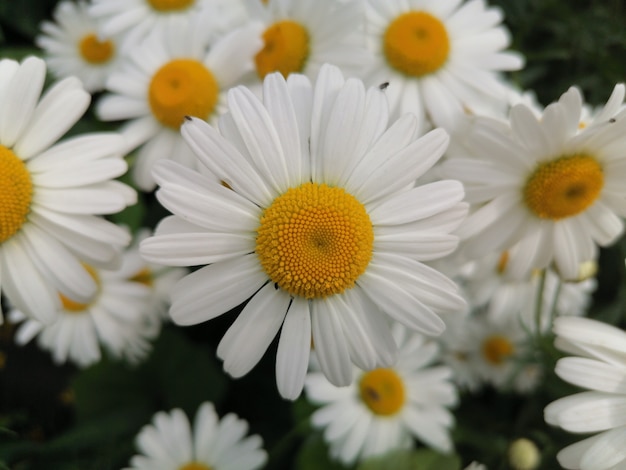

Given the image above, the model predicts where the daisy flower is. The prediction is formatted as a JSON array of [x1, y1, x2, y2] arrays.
[[544, 316, 626, 470], [442, 84, 626, 281], [96, 15, 263, 191], [0, 56, 134, 324], [9, 253, 157, 368], [124, 401, 267, 470], [36, 0, 123, 93], [140, 64, 468, 399], [363, 0, 524, 132], [305, 324, 458, 465]]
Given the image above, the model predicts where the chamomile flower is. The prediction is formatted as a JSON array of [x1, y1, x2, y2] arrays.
[[36, 0, 122, 93], [96, 16, 263, 191], [305, 324, 458, 465], [9, 256, 156, 368], [140, 64, 468, 399], [124, 401, 267, 470], [363, 0, 524, 132], [0, 56, 134, 324], [545, 316, 626, 470], [442, 84, 626, 281]]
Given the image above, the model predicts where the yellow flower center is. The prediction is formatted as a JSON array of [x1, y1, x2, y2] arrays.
[[59, 265, 100, 313], [255, 182, 373, 299], [129, 267, 154, 287], [0, 145, 33, 244], [178, 463, 212, 470], [255, 20, 310, 79], [147, 0, 195, 12], [148, 59, 219, 130], [523, 154, 603, 220], [78, 34, 115, 64], [482, 335, 514, 365], [359, 368, 406, 416], [383, 11, 450, 78]]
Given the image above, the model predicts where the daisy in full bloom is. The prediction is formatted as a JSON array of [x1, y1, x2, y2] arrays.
[[363, 0, 524, 132], [8, 251, 158, 368], [545, 316, 626, 470], [305, 324, 458, 465], [96, 15, 263, 190], [124, 401, 267, 470], [36, 0, 123, 93], [140, 64, 468, 399], [0, 56, 134, 324], [442, 84, 626, 281]]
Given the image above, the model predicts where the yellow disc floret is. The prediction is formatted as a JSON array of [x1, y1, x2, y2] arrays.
[[256, 182, 373, 299], [0, 146, 33, 244], [359, 368, 406, 416], [482, 335, 514, 365], [78, 34, 114, 64], [383, 11, 450, 78], [255, 20, 310, 79], [147, 0, 194, 12], [178, 463, 212, 470], [523, 154, 603, 220], [149, 59, 219, 130], [59, 265, 100, 313]]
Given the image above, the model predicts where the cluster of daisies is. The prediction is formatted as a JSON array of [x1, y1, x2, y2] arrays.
[[1, 0, 626, 468]]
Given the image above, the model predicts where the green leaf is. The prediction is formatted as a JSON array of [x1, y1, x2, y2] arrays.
[[295, 433, 350, 470]]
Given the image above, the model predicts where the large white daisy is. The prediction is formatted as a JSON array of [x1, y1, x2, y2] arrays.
[[140, 64, 467, 399], [96, 15, 263, 191], [124, 401, 267, 470], [442, 84, 626, 281], [0, 56, 134, 324], [363, 0, 524, 132], [545, 316, 626, 470], [305, 323, 458, 465]]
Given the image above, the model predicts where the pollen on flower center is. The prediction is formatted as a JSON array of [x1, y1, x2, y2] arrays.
[[0, 145, 33, 244], [383, 11, 450, 78], [523, 154, 603, 220], [79, 34, 114, 64], [59, 265, 100, 313], [359, 368, 406, 416], [149, 59, 219, 130], [255, 20, 310, 79], [255, 182, 374, 299], [178, 462, 212, 470], [482, 335, 514, 365], [147, 0, 195, 12]]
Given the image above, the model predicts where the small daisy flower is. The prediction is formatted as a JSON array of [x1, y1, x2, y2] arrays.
[[96, 16, 263, 191], [305, 324, 458, 465], [364, 0, 524, 131], [140, 64, 468, 399], [36, 0, 122, 93], [545, 316, 626, 470], [9, 256, 156, 368], [0, 56, 134, 324], [442, 84, 626, 281], [124, 401, 267, 470]]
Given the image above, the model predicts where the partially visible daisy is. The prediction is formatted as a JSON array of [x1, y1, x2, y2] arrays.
[[124, 401, 267, 470], [0, 56, 134, 324], [36, 0, 123, 93], [305, 324, 458, 465], [140, 64, 467, 399], [9, 251, 157, 368], [545, 316, 626, 470], [364, 0, 524, 132], [442, 84, 626, 281], [96, 16, 263, 190]]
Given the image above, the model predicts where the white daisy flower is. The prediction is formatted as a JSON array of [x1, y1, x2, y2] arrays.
[[363, 0, 524, 132], [140, 64, 468, 399], [36, 0, 123, 93], [0, 56, 134, 324], [124, 401, 267, 470], [442, 84, 626, 281], [96, 15, 263, 191], [9, 255, 156, 368], [545, 316, 626, 470], [305, 324, 458, 465]]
